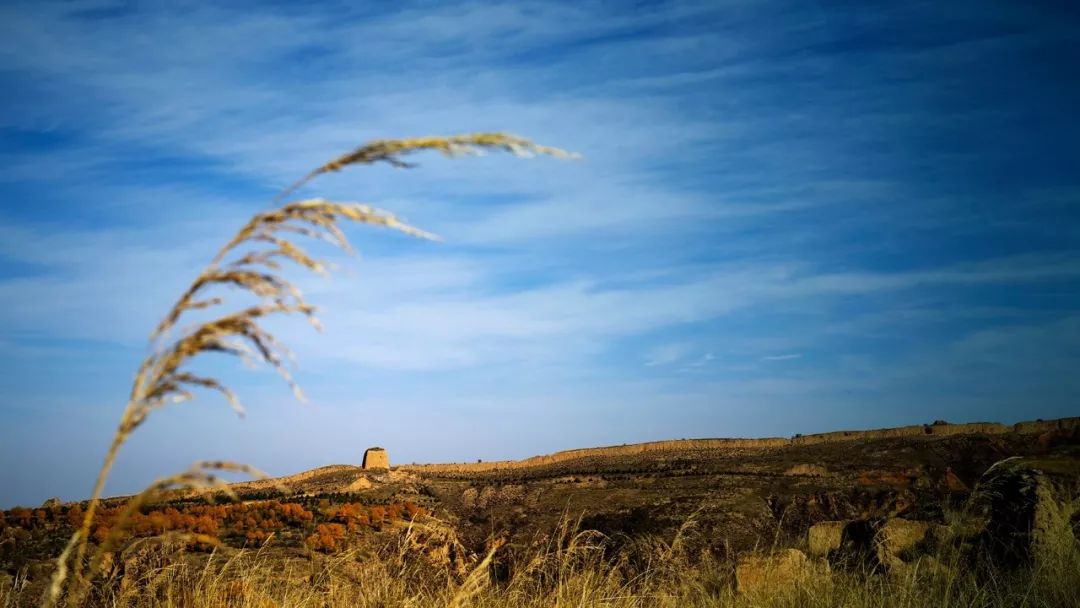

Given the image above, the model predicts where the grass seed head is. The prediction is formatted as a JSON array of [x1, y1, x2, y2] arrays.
[[45, 133, 574, 608]]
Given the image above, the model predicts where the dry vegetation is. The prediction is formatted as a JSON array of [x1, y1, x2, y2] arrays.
[[32, 133, 574, 607], [4, 510, 1078, 607]]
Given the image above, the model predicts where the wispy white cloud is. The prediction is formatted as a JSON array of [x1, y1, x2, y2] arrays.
[[643, 342, 693, 367], [3, 204, 1079, 371], [684, 352, 716, 369], [761, 353, 802, 361]]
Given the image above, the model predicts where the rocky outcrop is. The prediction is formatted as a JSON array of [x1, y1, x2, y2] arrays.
[[823, 517, 938, 571], [828, 520, 881, 571], [874, 518, 931, 569], [977, 456, 1080, 568]]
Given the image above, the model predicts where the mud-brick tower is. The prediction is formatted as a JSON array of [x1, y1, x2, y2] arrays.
[[362, 447, 389, 470]]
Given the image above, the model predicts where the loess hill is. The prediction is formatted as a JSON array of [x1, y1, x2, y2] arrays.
[[3, 416, 1079, 602], [215, 416, 1079, 552]]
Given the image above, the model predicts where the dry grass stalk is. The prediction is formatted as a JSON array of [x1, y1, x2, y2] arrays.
[[275, 132, 580, 203], [446, 539, 504, 608], [12, 504, 1080, 607], [43, 133, 575, 608]]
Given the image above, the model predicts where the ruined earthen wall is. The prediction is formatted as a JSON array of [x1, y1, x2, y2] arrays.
[[400, 438, 791, 473], [790, 425, 929, 445], [927, 422, 1011, 436], [398, 416, 1079, 473], [1013, 417, 1080, 435]]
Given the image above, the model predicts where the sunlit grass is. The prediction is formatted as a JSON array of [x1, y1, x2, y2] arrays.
[[8, 511, 1078, 608]]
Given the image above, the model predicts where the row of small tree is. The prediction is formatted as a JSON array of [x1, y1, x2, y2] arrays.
[[306, 501, 426, 552], [1, 498, 425, 553]]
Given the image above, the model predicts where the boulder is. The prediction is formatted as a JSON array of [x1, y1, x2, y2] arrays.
[[807, 521, 846, 557], [40, 497, 62, 509], [828, 519, 880, 571], [735, 548, 824, 595], [977, 456, 1080, 568], [824, 518, 940, 572], [874, 518, 931, 568]]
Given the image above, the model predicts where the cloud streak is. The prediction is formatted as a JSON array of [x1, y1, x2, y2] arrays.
[[761, 354, 802, 361]]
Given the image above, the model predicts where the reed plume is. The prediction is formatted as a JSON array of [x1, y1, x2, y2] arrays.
[[44, 133, 575, 607]]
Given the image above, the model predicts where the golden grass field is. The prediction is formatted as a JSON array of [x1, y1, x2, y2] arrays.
[[5, 510, 1079, 607]]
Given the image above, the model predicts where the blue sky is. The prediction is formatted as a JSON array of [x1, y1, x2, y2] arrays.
[[1, 0, 1078, 507]]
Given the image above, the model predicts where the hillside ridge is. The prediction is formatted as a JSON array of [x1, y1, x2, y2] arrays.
[[180, 415, 1079, 495], [396, 416, 1080, 474]]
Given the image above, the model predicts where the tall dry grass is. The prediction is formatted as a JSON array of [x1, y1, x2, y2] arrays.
[[42, 133, 576, 608], [9, 512, 1078, 608]]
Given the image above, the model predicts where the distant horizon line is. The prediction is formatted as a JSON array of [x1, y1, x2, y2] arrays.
[[14, 415, 1075, 509], [393, 415, 1080, 472]]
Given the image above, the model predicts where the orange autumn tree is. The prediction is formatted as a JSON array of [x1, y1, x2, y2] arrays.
[[403, 501, 424, 519], [305, 523, 347, 553], [330, 503, 369, 532], [64, 506, 83, 529]]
